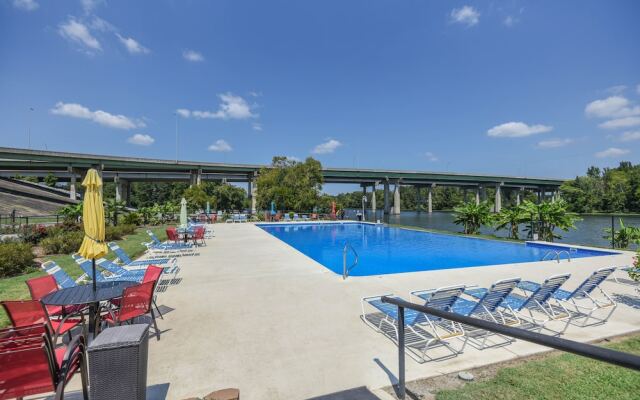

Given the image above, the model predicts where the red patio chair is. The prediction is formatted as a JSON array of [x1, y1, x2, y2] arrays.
[[0, 331, 88, 400], [166, 227, 180, 243], [27, 275, 85, 318], [193, 226, 206, 246], [111, 265, 165, 318], [1, 300, 84, 345], [102, 281, 160, 340]]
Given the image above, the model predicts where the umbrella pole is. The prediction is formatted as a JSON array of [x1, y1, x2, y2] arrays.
[[92, 258, 97, 292]]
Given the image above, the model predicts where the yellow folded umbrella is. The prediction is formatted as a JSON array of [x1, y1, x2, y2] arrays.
[[78, 169, 108, 260]]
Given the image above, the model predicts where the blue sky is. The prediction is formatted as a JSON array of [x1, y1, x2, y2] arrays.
[[1, 0, 640, 189]]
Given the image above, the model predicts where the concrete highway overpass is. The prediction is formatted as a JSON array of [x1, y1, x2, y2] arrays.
[[0, 147, 565, 214]]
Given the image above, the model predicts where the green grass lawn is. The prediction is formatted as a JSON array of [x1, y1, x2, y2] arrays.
[[0, 225, 168, 328], [436, 335, 640, 400]]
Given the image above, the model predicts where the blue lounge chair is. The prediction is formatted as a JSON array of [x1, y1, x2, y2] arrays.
[[96, 258, 146, 281], [283, 214, 291, 222], [361, 285, 466, 362], [517, 267, 617, 327], [145, 230, 195, 256], [293, 213, 300, 221], [467, 273, 572, 335], [412, 278, 521, 349], [72, 254, 140, 283], [41, 260, 77, 289], [613, 265, 638, 286], [107, 242, 179, 275]]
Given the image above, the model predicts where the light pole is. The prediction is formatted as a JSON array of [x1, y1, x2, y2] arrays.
[[174, 112, 179, 162], [27, 107, 34, 149]]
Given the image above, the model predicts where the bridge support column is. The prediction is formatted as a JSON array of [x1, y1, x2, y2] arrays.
[[371, 182, 377, 216], [393, 181, 401, 215], [427, 184, 433, 214], [494, 183, 503, 213], [516, 188, 522, 206], [248, 178, 257, 214], [475, 187, 480, 205], [115, 176, 129, 205], [383, 181, 390, 215], [69, 173, 77, 200]]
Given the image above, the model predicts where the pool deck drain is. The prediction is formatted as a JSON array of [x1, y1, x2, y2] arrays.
[[69, 222, 640, 399]]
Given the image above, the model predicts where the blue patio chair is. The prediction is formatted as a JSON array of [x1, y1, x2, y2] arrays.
[[412, 278, 521, 349], [467, 273, 572, 335], [293, 213, 300, 221], [517, 267, 617, 327], [613, 265, 638, 286], [361, 285, 466, 362], [73, 256, 122, 283], [283, 214, 291, 222], [96, 258, 146, 281], [41, 260, 77, 289], [107, 242, 179, 275]]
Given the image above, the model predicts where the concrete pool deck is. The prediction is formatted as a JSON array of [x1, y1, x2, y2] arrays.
[[82, 223, 640, 399]]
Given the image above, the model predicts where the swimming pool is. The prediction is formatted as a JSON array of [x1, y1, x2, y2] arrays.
[[258, 222, 618, 276]]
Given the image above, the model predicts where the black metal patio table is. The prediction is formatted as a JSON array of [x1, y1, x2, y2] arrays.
[[42, 280, 137, 340]]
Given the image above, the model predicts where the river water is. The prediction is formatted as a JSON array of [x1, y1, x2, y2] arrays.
[[345, 209, 640, 249]]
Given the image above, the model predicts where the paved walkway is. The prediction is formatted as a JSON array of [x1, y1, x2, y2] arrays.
[[97, 223, 640, 399]]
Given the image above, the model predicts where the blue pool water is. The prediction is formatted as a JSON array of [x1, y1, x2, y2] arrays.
[[258, 223, 618, 276]]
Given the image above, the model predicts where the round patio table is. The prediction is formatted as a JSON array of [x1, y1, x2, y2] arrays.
[[42, 280, 137, 340]]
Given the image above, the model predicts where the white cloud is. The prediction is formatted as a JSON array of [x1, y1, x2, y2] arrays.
[[183, 49, 204, 62], [487, 121, 552, 138], [585, 96, 640, 119], [208, 139, 232, 152], [595, 147, 630, 158], [80, 0, 103, 14], [13, 0, 38, 11], [58, 18, 101, 53], [176, 109, 190, 118], [599, 116, 640, 130], [619, 131, 640, 142], [450, 6, 480, 27], [127, 134, 154, 146], [537, 138, 573, 148], [116, 33, 150, 55], [50, 102, 145, 130], [312, 139, 342, 154], [425, 152, 438, 162], [89, 16, 115, 32], [503, 16, 517, 27], [179, 93, 257, 120], [252, 122, 263, 131]]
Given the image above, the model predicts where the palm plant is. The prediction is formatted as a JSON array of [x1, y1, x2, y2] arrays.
[[603, 218, 640, 249], [494, 206, 526, 239], [521, 200, 579, 242], [453, 201, 494, 234], [58, 202, 83, 223], [104, 199, 126, 226]]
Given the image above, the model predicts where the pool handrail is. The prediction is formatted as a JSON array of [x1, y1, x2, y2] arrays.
[[343, 241, 359, 280]]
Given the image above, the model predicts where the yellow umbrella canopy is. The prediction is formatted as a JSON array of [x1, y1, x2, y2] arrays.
[[78, 169, 108, 260]]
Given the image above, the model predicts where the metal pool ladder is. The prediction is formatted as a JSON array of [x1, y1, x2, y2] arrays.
[[343, 242, 359, 280], [542, 249, 573, 263]]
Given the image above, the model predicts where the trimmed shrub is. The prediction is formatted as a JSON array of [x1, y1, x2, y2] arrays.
[[41, 231, 84, 255], [21, 225, 49, 245], [0, 241, 35, 277], [104, 224, 136, 242], [122, 212, 142, 226]]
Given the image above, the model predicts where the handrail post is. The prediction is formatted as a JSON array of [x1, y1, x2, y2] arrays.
[[397, 305, 406, 399]]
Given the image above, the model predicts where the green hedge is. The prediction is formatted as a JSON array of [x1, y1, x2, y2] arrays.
[[40, 231, 84, 255], [0, 242, 35, 278]]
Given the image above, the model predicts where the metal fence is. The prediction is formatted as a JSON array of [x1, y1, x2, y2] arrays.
[[0, 213, 62, 228]]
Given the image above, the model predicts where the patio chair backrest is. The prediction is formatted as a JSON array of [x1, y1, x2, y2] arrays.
[[570, 267, 616, 299], [423, 285, 466, 320], [26, 276, 59, 301], [1, 300, 50, 329], [0, 343, 56, 399], [108, 242, 133, 264], [147, 230, 161, 244], [0, 323, 48, 343], [41, 261, 75, 289], [118, 281, 155, 323], [142, 265, 163, 284], [523, 273, 570, 308], [193, 226, 205, 240], [166, 228, 179, 242], [472, 278, 521, 314]]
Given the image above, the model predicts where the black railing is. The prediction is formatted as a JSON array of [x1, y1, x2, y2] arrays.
[[381, 296, 640, 399]]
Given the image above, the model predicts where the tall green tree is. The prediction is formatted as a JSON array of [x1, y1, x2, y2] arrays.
[[520, 200, 579, 242], [494, 206, 526, 239], [256, 156, 323, 212]]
